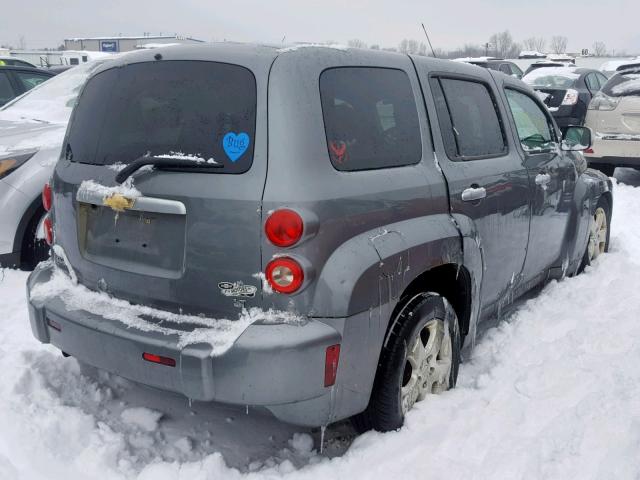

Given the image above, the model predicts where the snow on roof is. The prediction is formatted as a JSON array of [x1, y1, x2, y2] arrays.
[[612, 74, 640, 95], [523, 66, 581, 84], [277, 43, 348, 53], [600, 58, 639, 73], [453, 56, 501, 63]]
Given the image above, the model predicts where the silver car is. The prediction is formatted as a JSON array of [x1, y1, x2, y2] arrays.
[[0, 59, 110, 269], [585, 66, 640, 176]]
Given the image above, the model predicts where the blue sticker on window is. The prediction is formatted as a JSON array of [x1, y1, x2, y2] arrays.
[[222, 132, 250, 162]]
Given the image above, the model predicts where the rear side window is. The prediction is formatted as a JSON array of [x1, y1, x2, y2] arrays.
[[430, 77, 507, 160], [320, 67, 421, 171], [67, 61, 257, 173], [602, 72, 640, 97]]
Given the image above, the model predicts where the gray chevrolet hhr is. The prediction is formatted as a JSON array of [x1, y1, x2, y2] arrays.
[[27, 43, 612, 432]]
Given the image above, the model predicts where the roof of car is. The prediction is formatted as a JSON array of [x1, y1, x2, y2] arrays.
[[85, 42, 489, 80]]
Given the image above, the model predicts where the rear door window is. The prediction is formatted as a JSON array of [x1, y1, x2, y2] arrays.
[[430, 77, 507, 160], [602, 72, 640, 97], [66, 61, 257, 173], [319, 67, 421, 171]]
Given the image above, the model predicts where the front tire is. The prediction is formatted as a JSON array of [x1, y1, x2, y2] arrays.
[[353, 292, 461, 432], [579, 196, 611, 272]]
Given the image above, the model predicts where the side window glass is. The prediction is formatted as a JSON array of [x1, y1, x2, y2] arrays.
[[430, 77, 507, 160], [15, 72, 50, 91], [596, 73, 608, 89], [320, 67, 422, 171], [499, 64, 511, 74], [511, 64, 523, 78], [0, 72, 15, 105], [505, 88, 556, 153], [585, 73, 599, 91]]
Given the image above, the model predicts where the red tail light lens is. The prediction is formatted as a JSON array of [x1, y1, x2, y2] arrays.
[[142, 352, 176, 367], [43, 216, 53, 246], [324, 344, 341, 387], [42, 183, 52, 212], [265, 257, 304, 294], [265, 209, 304, 247]]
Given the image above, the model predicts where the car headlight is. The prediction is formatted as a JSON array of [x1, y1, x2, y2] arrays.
[[0, 151, 38, 179], [588, 92, 620, 111]]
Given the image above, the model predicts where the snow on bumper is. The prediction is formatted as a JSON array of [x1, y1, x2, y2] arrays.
[[26, 262, 355, 427]]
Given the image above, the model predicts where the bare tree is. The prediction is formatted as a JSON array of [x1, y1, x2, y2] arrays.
[[347, 39, 367, 49], [593, 41, 607, 56], [398, 39, 422, 54], [17, 35, 26, 50], [489, 31, 520, 59], [550, 36, 568, 54], [522, 36, 546, 53]]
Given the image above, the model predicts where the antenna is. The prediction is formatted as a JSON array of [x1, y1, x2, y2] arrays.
[[421, 23, 437, 57]]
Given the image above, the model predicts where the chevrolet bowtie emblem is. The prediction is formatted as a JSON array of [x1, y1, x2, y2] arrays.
[[103, 194, 135, 212]]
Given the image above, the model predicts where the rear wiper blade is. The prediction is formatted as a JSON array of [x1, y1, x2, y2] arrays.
[[115, 156, 222, 184]]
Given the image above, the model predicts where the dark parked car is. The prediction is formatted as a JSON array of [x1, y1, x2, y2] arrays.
[[27, 44, 611, 433], [0, 65, 55, 106], [457, 57, 524, 79], [523, 66, 609, 130]]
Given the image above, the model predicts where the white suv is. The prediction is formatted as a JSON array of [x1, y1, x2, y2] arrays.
[[0, 60, 108, 268], [585, 67, 640, 176]]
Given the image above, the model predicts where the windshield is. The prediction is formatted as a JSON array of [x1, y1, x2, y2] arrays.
[[523, 67, 580, 89], [66, 60, 257, 174], [603, 72, 640, 97], [0, 60, 108, 124]]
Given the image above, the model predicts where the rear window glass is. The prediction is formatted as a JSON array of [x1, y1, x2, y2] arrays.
[[66, 61, 257, 173], [602, 72, 640, 97], [320, 67, 421, 171], [430, 77, 507, 160], [523, 67, 579, 88]]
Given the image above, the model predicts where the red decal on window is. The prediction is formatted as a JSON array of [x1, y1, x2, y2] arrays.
[[329, 141, 347, 164]]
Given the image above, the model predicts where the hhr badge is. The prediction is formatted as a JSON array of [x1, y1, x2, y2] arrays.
[[218, 281, 257, 298]]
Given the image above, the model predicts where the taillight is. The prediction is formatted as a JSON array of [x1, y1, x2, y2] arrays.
[[42, 183, 52, 211], [43, 216, 53, 246], [584, 147, 594, 154], [265, 257, 304, 294], [324, 344, 341, 387], [142, 352, 176, 367], [561, 89, 579, 106], [265, 209, 304, 247]]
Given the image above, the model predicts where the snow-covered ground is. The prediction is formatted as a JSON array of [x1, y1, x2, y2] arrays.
[[2, 170, 640, 479]]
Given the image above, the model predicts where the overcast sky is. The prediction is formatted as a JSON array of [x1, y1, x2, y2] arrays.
[[2, 0, 639, 54]]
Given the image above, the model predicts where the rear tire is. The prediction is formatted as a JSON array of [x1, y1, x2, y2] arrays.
[[353, 292, 461, 433], [19, 207, 50, 271], [578, 195, 611, 273]]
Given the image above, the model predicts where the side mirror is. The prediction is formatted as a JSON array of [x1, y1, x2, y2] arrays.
[[561, 126, 592, 151]]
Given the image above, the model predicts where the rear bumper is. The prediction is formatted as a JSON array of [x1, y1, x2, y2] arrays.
[[585, 136, 640, 167], [26, 263, 375, 427]]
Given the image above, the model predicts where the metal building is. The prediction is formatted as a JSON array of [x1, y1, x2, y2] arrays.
[[64, 35, 204, 53]]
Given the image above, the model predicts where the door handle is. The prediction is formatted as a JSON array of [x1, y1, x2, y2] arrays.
[[535, 173, 551, 186], [461, 187, 487, 202]]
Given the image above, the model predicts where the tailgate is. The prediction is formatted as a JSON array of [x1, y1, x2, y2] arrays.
[[50, 54, 271, 319]]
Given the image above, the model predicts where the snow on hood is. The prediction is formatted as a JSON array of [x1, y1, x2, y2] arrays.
[[29, 265, 304, 356], [0, 121, 65, 163]]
